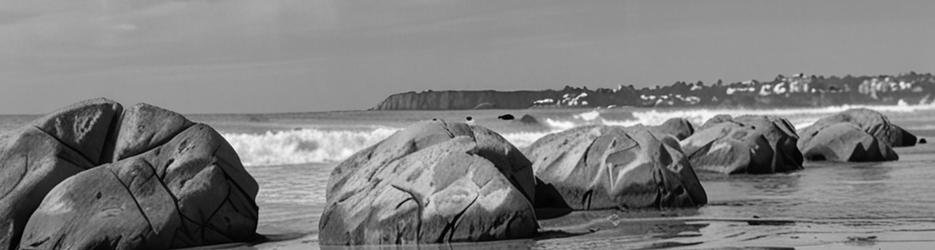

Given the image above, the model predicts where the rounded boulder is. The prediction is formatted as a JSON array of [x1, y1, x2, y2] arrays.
[[319, 120, 537, 245], [681, 115, 803, 174], [0, 98, 121, 250], [16, 101, 259, 250], [798, 108, 916, 148], [800, 123, 898, 162], [524, 125, 707, 211]]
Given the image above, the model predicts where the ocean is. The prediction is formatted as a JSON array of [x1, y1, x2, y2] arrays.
[[5, 105, 935, 249]]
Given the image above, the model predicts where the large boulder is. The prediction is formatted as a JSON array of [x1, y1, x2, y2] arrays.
[[650, 118, 695, 140], [5, 99, 259, 250], [799, 123, 898, 162], [319, 120, 538, 245], [0, 99, 121, 250], [524, 125, 706, 211], [799, 108, 917, 150], [681, 115, 803, 174]]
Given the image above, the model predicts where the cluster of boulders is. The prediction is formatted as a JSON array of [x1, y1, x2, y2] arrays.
[[797, 109, 916, 162], [320, 119, 710, 245], [0, 98, 259, 250], [320, 108, 918, 246]]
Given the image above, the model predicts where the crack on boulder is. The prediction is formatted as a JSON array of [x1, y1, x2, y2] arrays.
[[31, 126, 97, 166], [100, 105, 125, 164], [210, 148, 259, 211], [106, 168, 159, 236], [581, 190, 594, 210], [436, 120, 456, 139], [114, 123, 195, 163], [437, 194, 478, 243], [0, 154, 27, 200], [391, 184, 424, 243]]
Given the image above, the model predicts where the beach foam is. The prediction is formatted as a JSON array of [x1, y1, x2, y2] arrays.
[[224, 127, 549, 166], [223, 127, 399, 166], [543, 103, 935, 131], [225, 103, 935, 166]]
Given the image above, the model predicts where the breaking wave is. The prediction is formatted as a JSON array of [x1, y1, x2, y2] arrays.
[[543, 103, 935, 131], [225, 103, 935, 166], [224, 127, 549, 166], [223, 127, 399, 166]]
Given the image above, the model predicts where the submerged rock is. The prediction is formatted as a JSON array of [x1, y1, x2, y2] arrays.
[[518, 114, 541, 126], [319, 120, 537, 245], [5, 99, 258, 250], [498, 114, 515, 120], [799, 108, 917, 148], [524, 125, 706, 211], [681, 115, 803, 174], [651, 118, 695, 140], [798, 108, 914, 162], [799, 123, 898, 162]]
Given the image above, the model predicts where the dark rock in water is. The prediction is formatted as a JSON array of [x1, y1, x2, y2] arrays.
[[681, 115, 803, 174], [524, 125, 706, 211], [465, 116, 473, 121], [9, 99, 259, 250], [498, 114, 515, 120], [799, 108, 917, 148], [920, 138, 927, 144], [700, 114, 734, 130], [518, 114, 540, 125], [319, 120, 538, 245], [799, 123, 898, 162], [473, 102, 496, 109], [651, 118, 695, 140], [797, 108, 914, 162]]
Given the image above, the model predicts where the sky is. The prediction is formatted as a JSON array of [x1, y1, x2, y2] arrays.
[[0, 0, 933, 114]]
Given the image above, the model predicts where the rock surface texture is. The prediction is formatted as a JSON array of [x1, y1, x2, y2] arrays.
[[0, 98, 258, 250], [797, 108, 911, 162], [681, 115, 804, 174], [524, 125, 706, 211], [651, 118, 696, 140], [319, 120, 538, 245]]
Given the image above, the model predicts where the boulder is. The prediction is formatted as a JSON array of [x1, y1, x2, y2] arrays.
[[651, 118, 695, 140], [798, 108, 917, 148], [799, 123, 898, 162], [700, 114, 734, 130], [681, 115, 803, 174], [518, 114, 541, 126], [8, 100, 258, 250], [524, 125, 706, 211], [319, 120, 537, 245], [497, 114, 515, 120], [0, 99, 121, 250]]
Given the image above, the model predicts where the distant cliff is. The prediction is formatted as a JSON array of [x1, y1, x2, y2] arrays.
[[372, 72, 935, 110]]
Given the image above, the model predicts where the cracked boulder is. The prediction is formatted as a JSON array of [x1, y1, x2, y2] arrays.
[[798, 109, 916, 162], [319, 120, 537, 245], [681, 115, 803, 174], [524, 125, 706, 211], [7, 99, 258, 250], [799, 123, 898, 162], [0, 99, 121, 250]]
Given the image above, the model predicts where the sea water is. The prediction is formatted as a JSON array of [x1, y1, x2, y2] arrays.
[[3, 105, 935, 249]]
